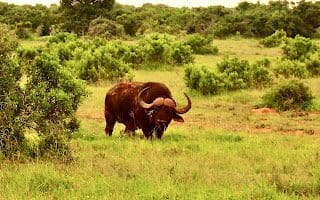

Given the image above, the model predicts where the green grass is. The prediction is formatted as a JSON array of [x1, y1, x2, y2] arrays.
[[1, 127, 320, 199], [1, 37, 320, 199]]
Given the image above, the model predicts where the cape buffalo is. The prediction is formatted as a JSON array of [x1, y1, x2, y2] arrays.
[[104, 82, 191, 139]]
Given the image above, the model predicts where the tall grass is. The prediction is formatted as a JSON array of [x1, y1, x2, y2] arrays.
[[1, 37, 319, 199]]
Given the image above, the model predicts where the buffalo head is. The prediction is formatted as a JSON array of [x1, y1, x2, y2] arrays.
[[137, 87, 191, 138]]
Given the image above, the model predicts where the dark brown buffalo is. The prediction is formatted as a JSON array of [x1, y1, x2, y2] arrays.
[[104, 82, 191, 139]]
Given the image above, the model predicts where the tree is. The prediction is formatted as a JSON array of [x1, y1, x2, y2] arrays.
[[60, 0, 115, 34]]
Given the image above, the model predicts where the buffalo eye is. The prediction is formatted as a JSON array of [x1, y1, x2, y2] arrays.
[[147, 110, 155, 117]]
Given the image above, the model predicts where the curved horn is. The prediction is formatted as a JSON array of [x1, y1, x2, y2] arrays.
[[138, 87, 164, 109], [175, 93, 192, 114], [164, 98, 176, 108]]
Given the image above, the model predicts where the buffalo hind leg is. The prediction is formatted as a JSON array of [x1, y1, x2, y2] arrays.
[[105, 113, 116, 136]]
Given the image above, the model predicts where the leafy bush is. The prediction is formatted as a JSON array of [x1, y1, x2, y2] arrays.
[[136, 33, 194, 67], [305, 52, 320, 76], [170, 41, 194, 65], [88, 18, 125, 39], [43, 35, 133, 83], [250, 59, 274, 88], [77, 47, 132, 82], [121, 45, 145, 68], [0, 24, 26, 158], [24, 51, 87, 159], [184, 65, 224, 95], [312, 27, 320, 39], [261, 80, 314, 111], [184, 34, 218, 55], [282, 35, 317, 61], [138, 33, 172, 63], [185, 58, 275, 95], [260, 30, 287, 48], [48, 32, 78, 44], [38, 125, 72, 160], [217, 57, 251, 90], [273, 59, 309, 79]]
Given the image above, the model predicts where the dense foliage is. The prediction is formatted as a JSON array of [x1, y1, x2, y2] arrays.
[[0, 24, 25, 158], [272, 34, 320, 78], [261, 80, 314, 111], [136, 33, 194, 67], [184, 34, 218, 55], [0, 1, 320, 38], [185, 58, 273, 95], [260, 29, 287, 48], [1, 29, 87, 159]]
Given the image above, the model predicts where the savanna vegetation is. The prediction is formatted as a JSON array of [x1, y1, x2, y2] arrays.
[[1, 0, 320, 199]]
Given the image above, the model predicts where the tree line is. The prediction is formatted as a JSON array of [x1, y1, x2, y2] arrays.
[[0, 0, 320, 39]]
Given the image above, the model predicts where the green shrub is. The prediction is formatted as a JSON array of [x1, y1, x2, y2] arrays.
[[312, 27, 320, 39], [184, 65, 224, 95], [185, 58, 275, 95], [217, 57, 251, 90], [184, 65, 202, 90], [121, 45, 145, 68], [273, 59, 309, 79], [136, 33, 194, 68], [282, 35, 317, 61], [305, 52, 320, 76], [250, 59, 274, 88], [138, 33, 172, 63], [260, 30, 287, 48], [48, 32, 78, 44], [35, 36, 134, 83], [261, 80, 314, 111], [77, 47, 132, 82], [170, 41, 194, 65], [24, 51, 87, 159], [184, 34, 218, 55], [0, 24, 26, 158], [88, 18, 125, 39], [38, 125, 72, 160]]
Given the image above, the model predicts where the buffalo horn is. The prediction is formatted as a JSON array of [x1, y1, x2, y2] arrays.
[[138, 87, 164, 109], [175, 93, 192, 114]]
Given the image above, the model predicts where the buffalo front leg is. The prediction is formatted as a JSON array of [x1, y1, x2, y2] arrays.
[[124, 121, 136, 137], [142, 127, 154, 140]]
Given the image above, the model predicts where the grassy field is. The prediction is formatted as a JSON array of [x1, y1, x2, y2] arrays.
[[1, 38, 320, 199]]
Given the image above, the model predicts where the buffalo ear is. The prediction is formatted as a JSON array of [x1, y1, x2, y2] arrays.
[[173, 113, 184, 123]]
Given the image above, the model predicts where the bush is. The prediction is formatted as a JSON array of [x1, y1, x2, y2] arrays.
[[273, 59, 309, 78], [121, 45, 145, 68], [250, 59, 274, 88], [88, 18, 125, 39], [305, 52, 320, 76], [0, 24, 26, 158], [40, 36, 134, 83], [48, 32, 78, 44], [184, 65, 224, 95], [170, 41, 194, 65], [261, 80, 314, 111], [77, 47, 132, 82], [312, 27, 320, 39], [282, 35, 317, 61], [217, 57, 251, 90], [138, 33, 173, 63], [136, 33, 194, 67], [184, 34, 218, 55], [24, 51, 87, 160], [260, 30, 287, 48], [185, 58, 275, 95]]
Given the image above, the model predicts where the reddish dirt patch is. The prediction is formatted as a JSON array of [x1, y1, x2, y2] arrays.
[[251, 107, 277, 114]]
